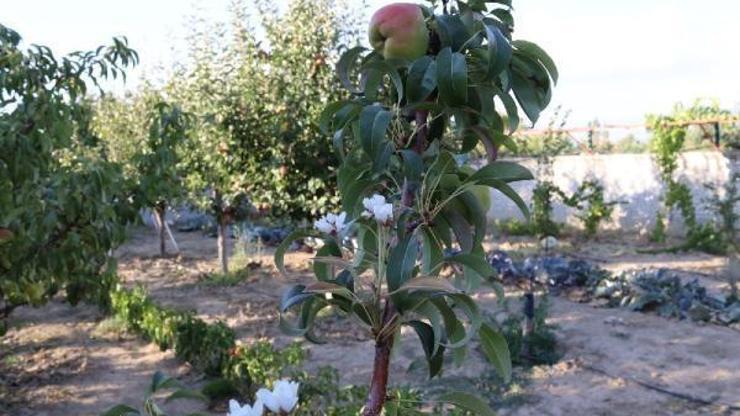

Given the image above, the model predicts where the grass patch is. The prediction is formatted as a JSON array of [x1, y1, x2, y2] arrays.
[[91, 316, 130, 340]]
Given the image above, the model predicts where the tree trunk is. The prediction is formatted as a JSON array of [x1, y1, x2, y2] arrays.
[[155, 206, 167, 257], [363, 109, 428, 415], [218, 217, 229, 275], [363, 330, 394, 415]]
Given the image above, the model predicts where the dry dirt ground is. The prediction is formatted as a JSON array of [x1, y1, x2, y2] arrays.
[[1, 228, 738, 416]]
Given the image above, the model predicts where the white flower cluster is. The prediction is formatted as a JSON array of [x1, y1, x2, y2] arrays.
[[362, 194, 393, 224], [228, 379, 299, 416], [313, 212, 348, 235]]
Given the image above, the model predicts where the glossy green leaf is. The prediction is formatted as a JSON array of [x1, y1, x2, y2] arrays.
[[359, 105, 391, 156], [408, 320, 445, 378], [303, 281, 355, 301], [513, 39, 558, 84], [392, 277, 459, 295], [445, 253, 495, 280], [438, 391, 496, 416], [431, 297, 467, 349], [484, 24, 512, 79], [406, 56, 437, 104], [420, 226, 444, 275], [337, 46, 367, 93], [469, 161, 533, 184], [387, 234, 419, 292], [280, 284, 312, 312], [313, 240, 342, 281], [100, 404, 140, 416], [274, 229, 318, 278], [479, 322, 512, 383], [436, 48, 468, 106], [495, 86, 520, 133], [435, 15, 471, 52], [363, 60, 405, 103]]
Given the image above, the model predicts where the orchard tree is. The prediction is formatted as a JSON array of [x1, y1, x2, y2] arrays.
[[0, 25, 138, 324], [133, 102, 191, 256], [276, 0, 557, 414], [167, 20, 258, 275], [169, 0, 361, 273], [93, 85, 162, 181], [237, 0, 362, 220]]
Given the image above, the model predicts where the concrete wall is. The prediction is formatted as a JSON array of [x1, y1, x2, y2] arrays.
[[489, 150, 738, 235]]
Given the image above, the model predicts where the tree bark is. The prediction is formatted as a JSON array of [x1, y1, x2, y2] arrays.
[[363, 109, 428, 415], [155, 206, 167, 257], [363, 302, 396, 416], [218, 217, 229, 275]]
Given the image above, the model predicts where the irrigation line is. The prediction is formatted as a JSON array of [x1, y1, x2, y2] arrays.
[[578, 361, 740, 411]]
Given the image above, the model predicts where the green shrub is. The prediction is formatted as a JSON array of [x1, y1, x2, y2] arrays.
[[500, 297, 561, 366], [174, 316, 235, 376]]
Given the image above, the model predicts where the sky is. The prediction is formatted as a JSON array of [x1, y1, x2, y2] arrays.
[[3, 0, 739, 131]]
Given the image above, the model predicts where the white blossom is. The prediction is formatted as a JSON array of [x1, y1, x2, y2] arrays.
[[313, 212, 348, 235], [256, 379, 300, 414], [227, 398, 263, 416], [362, 194, 394, 224]]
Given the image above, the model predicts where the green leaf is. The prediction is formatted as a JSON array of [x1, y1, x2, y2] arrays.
[[165, 388, 208, 403], [392, 277, 460, 295], [469, 161, 533, 184], [479, 322, 512, 383], [408, 320, 445, 378], [363, 60, 405, 103], [319, 100, 350, 134], [406, 56, 437, 104], [201, 379, 239, 401], [511, 55, 552, 125], [100, 404, 140, 416], [387, 234, 419, 292], [337, 161, 374, 215], [484, 24, 512, 79], [279, 298, 330, 342], [436, 48, 468, 106], [487, 178, 531, 219], [303, 281, 354, 301], [280, 284, 313, 312], [445, 253, 495, 281], [313, 240, 342, 281], [359, 105, 391, 155], [457, 191, 487, 249], [496, 86, 520, 134], [337, 46, 367, 93], [151, 371, 182, 393], [443, 207, 473, 252], [513, 39, 558, 84], [420, 226, 443, 275], [438, 391, 496, 416], [435, 15, 471, 52], [431, 297, 467, 349], [274, 229, 318, 277], [414, 300, 445, 355]]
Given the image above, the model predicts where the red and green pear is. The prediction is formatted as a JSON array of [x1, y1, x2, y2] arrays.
[[369, 3, 429, 60]]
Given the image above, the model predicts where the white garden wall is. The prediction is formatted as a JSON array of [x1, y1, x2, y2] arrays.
[[489, 150, 738, 236]]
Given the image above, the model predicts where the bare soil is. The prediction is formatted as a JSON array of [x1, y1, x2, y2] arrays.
[[1, 228, 738, 416]]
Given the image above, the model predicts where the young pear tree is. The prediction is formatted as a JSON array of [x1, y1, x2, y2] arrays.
[[0, 25, 138, 323], [168, 28, 257, 275], [277, 0, 557, 414], [170, 0, 361, 273], [133, 102, 191, 256]]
